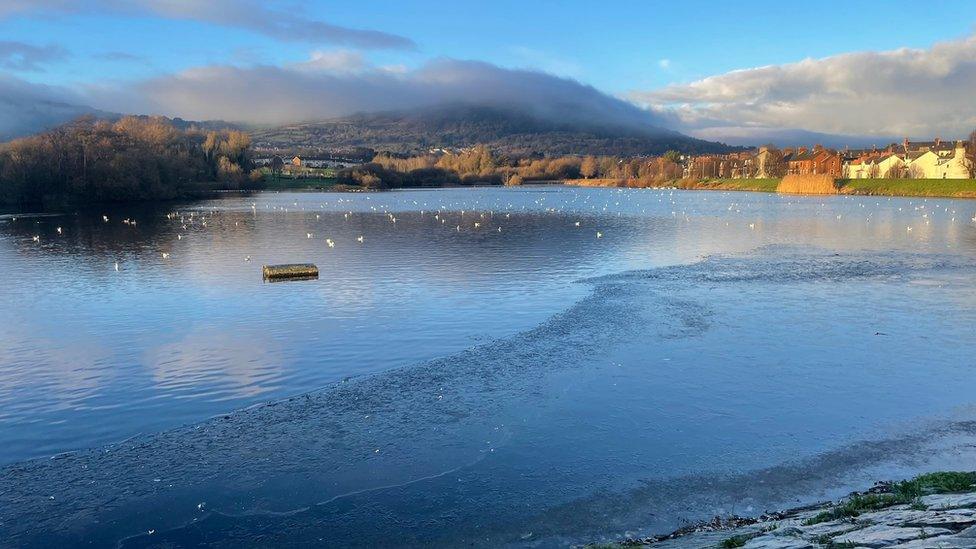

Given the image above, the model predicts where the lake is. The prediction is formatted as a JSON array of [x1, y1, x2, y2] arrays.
[[2, 186, 976, 547]]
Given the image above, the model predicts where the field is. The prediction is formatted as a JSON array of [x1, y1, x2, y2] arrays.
[[259, 166, 338, 190]]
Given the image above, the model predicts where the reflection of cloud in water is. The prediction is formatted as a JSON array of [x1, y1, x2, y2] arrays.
[[144, 331, 283, 400], [0, 325, 113, 417]]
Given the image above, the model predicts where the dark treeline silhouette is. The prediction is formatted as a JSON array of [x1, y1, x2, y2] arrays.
[[0, 116, 260, 205], [337, 145, 686, 189]]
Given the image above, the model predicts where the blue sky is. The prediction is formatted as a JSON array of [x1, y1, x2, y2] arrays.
[[2, 0, 976, 142], [3, 0, 974, 92]]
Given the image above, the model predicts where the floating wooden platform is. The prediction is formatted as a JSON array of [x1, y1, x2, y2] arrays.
[[262, 263, 319, 281]]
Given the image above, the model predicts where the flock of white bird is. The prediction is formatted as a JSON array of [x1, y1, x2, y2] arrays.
[[15, 188, 976, 271]]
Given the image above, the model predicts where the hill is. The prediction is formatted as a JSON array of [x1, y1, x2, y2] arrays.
[[249, 104, 737, 157]]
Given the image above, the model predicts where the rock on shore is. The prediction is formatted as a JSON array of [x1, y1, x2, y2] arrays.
[[612, 478, 976, 548]]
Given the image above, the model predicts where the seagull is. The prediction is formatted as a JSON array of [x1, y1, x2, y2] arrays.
[[574, 221, 580, 227], [102, 215, 109, 223], [596, 231, 603, 238], [357, 236, 364, 243], [161, 252, 170, 258], [326, 239, 335, 248], [177, 234, 183, 240], [114, 262, 119, 271], [32, 235, 39, 242], [244, 256, 251, 262], [56, 227, 62, 235], [307, 233, 313, 239]]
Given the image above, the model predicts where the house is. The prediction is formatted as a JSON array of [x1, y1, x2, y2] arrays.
[[874, 153, 906, 178], [291, 156, 303, 167], [788, 146, 842, 176], [906, 141, 972, 178], [843, 140, 972, 179]]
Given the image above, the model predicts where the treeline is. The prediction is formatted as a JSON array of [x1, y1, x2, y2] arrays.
[[337, 146, 686, 189], [0, 116, 260, 205]]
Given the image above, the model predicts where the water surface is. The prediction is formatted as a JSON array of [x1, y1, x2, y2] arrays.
[[2, 187, 976, 547]]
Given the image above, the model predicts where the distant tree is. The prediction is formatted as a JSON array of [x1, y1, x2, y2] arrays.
[[580, 156, 598, 179], [0, 116, 253, 205], [884, 164, 906, 179], [906, 163, 924, 179], [968, 129, 976, 178], [662, 150, 681, 164], [360, 174, 382, 189], [270, 156, 284, 180], [763, 148, 787, 178]]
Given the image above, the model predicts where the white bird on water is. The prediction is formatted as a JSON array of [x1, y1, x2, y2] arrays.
[[596, 231, 603, 238], [574, 221, 580, 227], [307, 233, 313, 239], [32, 235, 39, 242], [114, 262, 119, 272], [357, 235, 364, 243], [161, 252, 170, 258], [102, 215, 109, 223], [56, 227, 62, 235], [326, 239, 335, 248]]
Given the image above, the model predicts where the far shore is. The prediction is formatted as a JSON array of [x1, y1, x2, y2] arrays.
[[560, 176, 976, 199]]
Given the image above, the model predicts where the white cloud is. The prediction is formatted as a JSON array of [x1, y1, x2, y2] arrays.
[[631, 34, 976, 139], [290, 50, 368, 73], [0, 0, 415, 50], [657, 58, 671, 70], [0, 73, 97, 139], [95, 58, 671, 130]]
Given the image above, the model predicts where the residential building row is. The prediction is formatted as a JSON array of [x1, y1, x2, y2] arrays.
[[683, 139, 973, 180]]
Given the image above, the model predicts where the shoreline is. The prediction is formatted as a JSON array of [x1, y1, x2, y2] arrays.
[[560, 177, 976, 200], [593, 472, 976, 548]]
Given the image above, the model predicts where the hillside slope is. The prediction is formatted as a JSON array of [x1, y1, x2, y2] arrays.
[[250, 104, 736, 157]]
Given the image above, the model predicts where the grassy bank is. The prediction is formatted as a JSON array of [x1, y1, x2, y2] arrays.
[[839, 178, 976, 198], [566, 178, 781, 192], [676, 178, 781, 193], [261, 176, 339, 190], [567, 177, 976, 199]]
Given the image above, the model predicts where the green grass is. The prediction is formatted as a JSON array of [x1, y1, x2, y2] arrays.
[[893, 471, 976, 499], [839, 178, 976, 198], [679, 178, 782, 193], [261, 176, 338, 190], [804, 471, 976, 525]]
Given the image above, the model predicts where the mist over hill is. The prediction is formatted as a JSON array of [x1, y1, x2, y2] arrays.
[[249, 103, 737, 157]]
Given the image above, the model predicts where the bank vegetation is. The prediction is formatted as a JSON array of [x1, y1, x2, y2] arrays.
[[0, 116, 260, 205]]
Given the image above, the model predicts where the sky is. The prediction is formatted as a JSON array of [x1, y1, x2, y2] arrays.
[[2, 0, 976, 144]]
